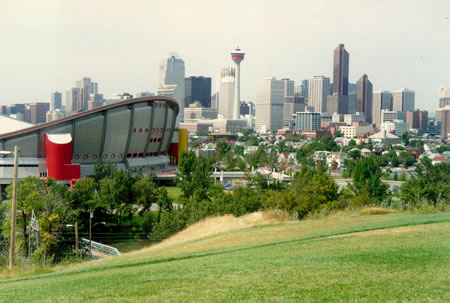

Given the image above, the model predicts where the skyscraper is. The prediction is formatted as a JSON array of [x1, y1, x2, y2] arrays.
[[160, 53, 185, 124], [372, 90, 392, 126], [66, 87, 82, 115], [308, 76, 330, 113], [282, 78, 295, 97], [29, 102, 50, 124], [440, 105, 450, 140], [439, 85, 450, 108], [218, 67, 235, 119], [326, 94, 348, 115], [231, 47, 245, 120], [255, 78, 284, 133], [51, 92, 62, 111], [393, 88, 415, 112], [76, 77, 92, 112], [332, 44, 349, 96], [185, 76, 212, 108], [356, 74, 373, 123]]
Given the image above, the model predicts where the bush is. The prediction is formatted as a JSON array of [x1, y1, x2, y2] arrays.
[[264, 167, 340, 220]]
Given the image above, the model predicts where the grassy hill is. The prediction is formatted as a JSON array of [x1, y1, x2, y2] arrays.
[[0, 211, 449, 302]]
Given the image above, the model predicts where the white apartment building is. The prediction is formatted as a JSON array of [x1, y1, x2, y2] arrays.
[[218, 67, 235, 119], [339, 125, 373, 138], [308, 76, 330, 114], [255, 78, 284, 133]]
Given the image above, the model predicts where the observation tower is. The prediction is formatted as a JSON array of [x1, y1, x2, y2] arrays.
[[231, 47, 245, 120]]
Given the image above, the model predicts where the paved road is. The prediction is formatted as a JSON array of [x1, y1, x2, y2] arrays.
[[334, 179, 404, 191]]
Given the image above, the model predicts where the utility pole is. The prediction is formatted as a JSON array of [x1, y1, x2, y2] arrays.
[[75, 222, 79, 256], [9, 146, 19, 270]]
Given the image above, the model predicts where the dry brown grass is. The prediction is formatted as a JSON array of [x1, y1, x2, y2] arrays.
[[130, 211, 291, 255]]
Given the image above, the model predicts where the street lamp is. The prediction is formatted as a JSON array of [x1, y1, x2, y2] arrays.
[[89, 211, 106, 252]]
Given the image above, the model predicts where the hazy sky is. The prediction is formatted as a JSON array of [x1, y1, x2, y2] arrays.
[[0, 0, 449, 112]]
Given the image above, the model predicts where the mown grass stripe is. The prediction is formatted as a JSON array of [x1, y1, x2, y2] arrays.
[[1, 213, 448, 286]]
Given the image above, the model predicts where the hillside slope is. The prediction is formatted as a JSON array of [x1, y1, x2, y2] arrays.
[[0, 212, 449, 302]]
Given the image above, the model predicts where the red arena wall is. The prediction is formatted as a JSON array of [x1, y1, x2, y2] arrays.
[[45, 134, 80, 181]]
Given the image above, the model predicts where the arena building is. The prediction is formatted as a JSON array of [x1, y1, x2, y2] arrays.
[[0, 96, 180, 194]]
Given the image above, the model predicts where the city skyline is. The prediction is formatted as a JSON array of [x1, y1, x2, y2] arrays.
[[0, 0, 449, 113]]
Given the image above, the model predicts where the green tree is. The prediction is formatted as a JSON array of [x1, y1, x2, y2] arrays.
[[216, 139, 232, 160], [175, 151, 213, 201], [4, 177, 46, 255], [399, 151, 415, 168], [352, 157, 389, 201], [265, 167, 339, 219], [133, 174, 159, 213], [93, 160, 116, 183], [400, 157, 450, 205]]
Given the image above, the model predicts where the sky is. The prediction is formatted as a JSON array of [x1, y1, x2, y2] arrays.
[[0, 0, 449, 112]]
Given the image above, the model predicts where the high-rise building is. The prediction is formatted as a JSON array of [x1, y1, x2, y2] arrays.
[[90, 82, 98, 94], [160, 53, 185, 124], [308, 76, 330, 114], [240, 101, 255, 116], [439, 85, 450, 108], [76, 77, 92, 112], [326, 94, 348, 115], [282, 78, 295, 97], [66, 87, 82, 115], [29, 102, 50, 124], [255, 78, 284, 133], [292, 111, 321, 131], [372, 90, 393, 127], [185, 76, 212, 108], [284, 96, 306, 127], [440, 105, 450, 140], [218, 67, 235, 119], [406, 110, 428, 131], [439, 85, 450, 98], [393, 88, 415, 112], [51, 92, 62, 111], [88, 94, 104, 110], [231, 47, 245, 120], [347, 92, 356, 114], [355, 74, 373, 123], [332, 44, 349, 96]]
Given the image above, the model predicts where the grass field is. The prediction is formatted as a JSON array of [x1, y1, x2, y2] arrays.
[[0, 212, 449, 302], [163, 186, 182, 201]]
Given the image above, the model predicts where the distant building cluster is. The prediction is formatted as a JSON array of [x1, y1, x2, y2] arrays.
[[1, 45, 449, 142]]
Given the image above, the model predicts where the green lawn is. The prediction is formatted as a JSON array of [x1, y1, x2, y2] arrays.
[[163, 186, 182, 201], [0, 212, 449, 302]]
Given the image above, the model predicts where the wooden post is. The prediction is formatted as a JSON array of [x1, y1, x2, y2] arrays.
[[9, 146, 19, 270], [75, 222, 79, 256]]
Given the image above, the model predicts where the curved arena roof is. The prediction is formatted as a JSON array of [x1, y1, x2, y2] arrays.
[[0, 96, 179, 167]]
